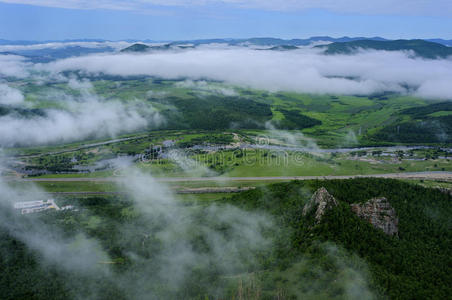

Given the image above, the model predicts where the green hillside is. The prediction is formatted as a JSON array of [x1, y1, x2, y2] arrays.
[[229, 178, 452, 299], [1, 178, 450, 299], [120, 43, 175, 53], [366, 102, 452, 144], [269, 45, 299, 51], [120, 43, 151, 52], [7, 77, 452, 148], [318, 39, 452, 59]]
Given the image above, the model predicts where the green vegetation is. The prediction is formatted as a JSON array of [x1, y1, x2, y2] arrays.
[[229, 178, 452, 299], [0, 105, 46, 118], [159, 95, 273, 130], [120, 43, 151, 52], [11, 128, 451, 178], [370, 116, 452, 143], [269, 45, 299, 51], [1, 179, 450, 299], [319, 39, 452, 59], [369, 102, 452, 143], [8, 77, 452, 149], [276, 109, 322, 129], [2, 39, 452, 300]]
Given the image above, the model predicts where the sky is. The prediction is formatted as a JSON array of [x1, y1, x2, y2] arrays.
[[0, 0, 451, 41]]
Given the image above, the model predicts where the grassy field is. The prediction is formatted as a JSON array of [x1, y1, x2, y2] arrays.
[[11, 77, 450, 149], [135, 149, 452, 177], [9, 139, 452, 181], [4, 77, 452, 192]]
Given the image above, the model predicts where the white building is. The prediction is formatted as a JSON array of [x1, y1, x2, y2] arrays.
[[13, 199, 60, 214]]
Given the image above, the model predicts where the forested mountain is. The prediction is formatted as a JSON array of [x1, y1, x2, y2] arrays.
[[229, 178, 452, 299], [120, 43, 151, 52], [318, 39, 452, 59], [1, 179, 450, 299]]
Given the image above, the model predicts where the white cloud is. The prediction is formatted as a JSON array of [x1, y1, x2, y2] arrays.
[[0, 54, 29, 78], [114, 167, 274, 294], [0, 84, 24, 105], [0, 0, 451, 16], [38, 47, 452, 99], [67, 77, 93, 90], [0, 82, 164, 146], [0, 168, 112, 278], [415, 78, 452, 99], [0, 41, 131, 52], [175, 79, 238, 96], [0, 100, 150, 146]]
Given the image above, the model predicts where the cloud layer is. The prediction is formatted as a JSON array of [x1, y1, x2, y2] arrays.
[[0, 159, 377, 298], [0, 84, 24, 105], [1, 44, 452, 147], [0, 54, 29, 78], [0, 41, 130, 52], [0, 80, 164, 147], [0, 161, 278, 298], [39, 47, 452, 99]]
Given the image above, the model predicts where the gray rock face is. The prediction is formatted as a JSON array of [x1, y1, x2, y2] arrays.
[[303, 187, 338, 224], [351, 197, 399, 236]]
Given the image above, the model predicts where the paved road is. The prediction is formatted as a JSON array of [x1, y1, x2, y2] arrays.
[[14, 135, 149, 158], [32, 187, 256, 196], [13, 171, 452, 182]]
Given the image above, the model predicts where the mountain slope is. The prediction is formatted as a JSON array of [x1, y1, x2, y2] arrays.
[[230, 178, 452, 299], [120, 43, 151, 52], [318, 39, 452, 59]]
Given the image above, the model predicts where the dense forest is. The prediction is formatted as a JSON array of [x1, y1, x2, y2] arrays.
[[230, 179, 452, 299], [276, 109, 322, 130], [319, 39, 452, 59], [159, 95, 273, 130], [370, 102, 452, 143], [1, 178, 450, 299], [155, 96, 321, 131], [0, 105, 46, 118]]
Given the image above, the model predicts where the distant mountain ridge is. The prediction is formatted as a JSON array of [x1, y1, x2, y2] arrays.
[[1, 37, 451, 61], [119, 38, 452, 59], [171, 36, 389, 46], [0, 38, 107, 45], [317, 39, 452, 59], [120, 43, 151, 52], [0, 45, 115, 63], [1, 36, 452, 46], [120, 43, 194, 53]]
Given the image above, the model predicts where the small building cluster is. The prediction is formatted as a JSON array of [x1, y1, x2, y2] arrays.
[[14, 199, 59, 214]]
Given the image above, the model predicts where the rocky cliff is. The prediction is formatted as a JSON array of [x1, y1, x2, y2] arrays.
[[351, 197, 399, 236], [302, 187, 338, 224]]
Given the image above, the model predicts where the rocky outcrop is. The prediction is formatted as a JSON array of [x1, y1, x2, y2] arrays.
[[351, 197, 398, 236], [303, 187, 338, 224]]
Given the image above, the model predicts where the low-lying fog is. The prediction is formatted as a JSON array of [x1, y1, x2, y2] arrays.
[[0, 78, 163, 147], [39, 45, 452, 98], [0, 159, 375, 299], [0, 42, 451, 147]]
